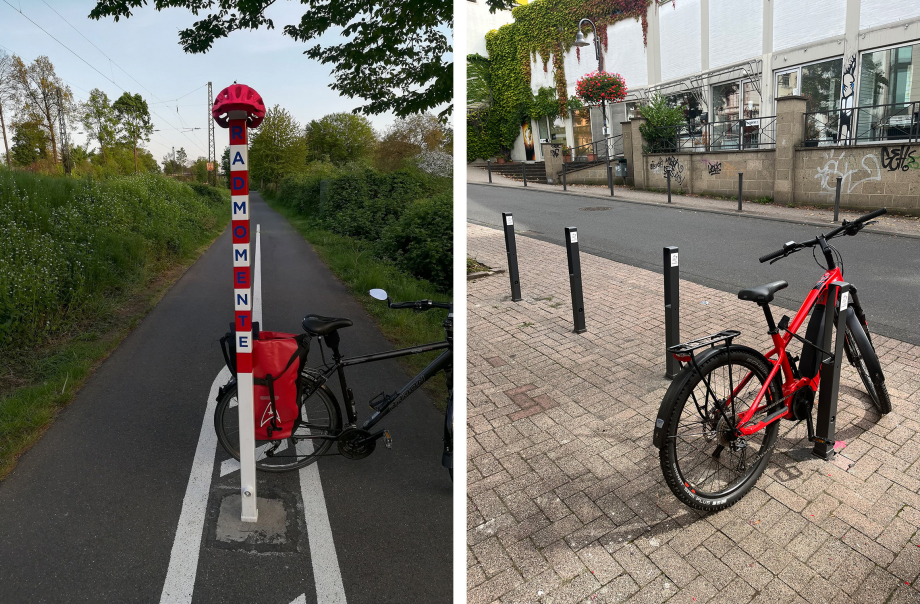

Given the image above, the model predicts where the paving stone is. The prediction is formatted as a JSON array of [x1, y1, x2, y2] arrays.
[[466, 223, 920, 604]]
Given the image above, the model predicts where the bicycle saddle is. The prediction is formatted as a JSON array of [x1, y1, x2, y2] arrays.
[[302, 314, 353, 336], [737, 280, 788, 305]]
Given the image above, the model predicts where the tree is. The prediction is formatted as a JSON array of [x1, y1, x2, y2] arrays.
[[80, 88, 118, 164], [191, 156, 208, 183], [375, 113, 450, 171], [305, 113, 376, 166], [638, 94, 685, 154], [0, 52, 16, 168], [112, 92, 153, 173], [248, 105, 307, 186], [220, 145, 230, 187], [89, 0, 453, 118], [10, 55, 71, 165], [10, 120, 50, 167]]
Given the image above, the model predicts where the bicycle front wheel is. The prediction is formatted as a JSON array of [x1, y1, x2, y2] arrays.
[[660, 347, 781, 512], [214, 379, 342, 472]]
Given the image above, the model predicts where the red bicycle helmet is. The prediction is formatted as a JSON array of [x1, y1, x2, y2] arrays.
[[212, 84, 266, 129]]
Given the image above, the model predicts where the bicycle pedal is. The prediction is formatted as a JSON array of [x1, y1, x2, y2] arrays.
[[384, 430, 392, 449]]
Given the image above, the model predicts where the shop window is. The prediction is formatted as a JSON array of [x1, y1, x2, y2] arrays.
[[856, 44, 918, 142]]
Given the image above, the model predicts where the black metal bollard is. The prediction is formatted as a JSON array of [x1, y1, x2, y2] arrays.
[[608, 165, 615, 197], [812, 281, 851, 460], [737, 173, 743, 211], [667, 173, 672, 203], [565, 227, 586, 334], [562, 162, 567, 191], [502, 212, 522, 302], [833, 176, 842, 222], [522, 162, 527, 187], [487, 160, 492, 184], [663, 246, 680, 379]]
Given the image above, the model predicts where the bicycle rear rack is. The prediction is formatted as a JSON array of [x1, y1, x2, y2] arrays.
[[668, 330, 741, 361]]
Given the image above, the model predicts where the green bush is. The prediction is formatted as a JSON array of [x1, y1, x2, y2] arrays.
[[276, 164, 452, 292], [0, 171, 228, 350], [638, 93, 685, 154], [378, 192, 452, 291]]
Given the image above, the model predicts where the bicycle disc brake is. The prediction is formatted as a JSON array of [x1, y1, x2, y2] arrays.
[[337, 427, 376, 460]]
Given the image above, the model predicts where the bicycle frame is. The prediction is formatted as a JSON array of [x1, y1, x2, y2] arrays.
[[302, 340, 452, 435], [730, 266, 843, 436]]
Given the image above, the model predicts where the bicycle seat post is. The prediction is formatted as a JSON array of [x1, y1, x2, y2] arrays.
[[761, 303, 778, 335]]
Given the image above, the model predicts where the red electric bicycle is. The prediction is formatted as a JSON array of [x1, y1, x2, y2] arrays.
[[654, 208, 891, 512]]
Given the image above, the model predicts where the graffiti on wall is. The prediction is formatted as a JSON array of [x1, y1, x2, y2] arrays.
[[700, 158, 739, 177], [650, 156, 686, 185], [814, 150, 881, 193], [838, 55, 857, 144], [880, 145, 920, 171]]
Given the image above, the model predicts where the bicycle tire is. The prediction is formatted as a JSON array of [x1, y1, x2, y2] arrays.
[[843, 319, 891, 414], [659, 347, 781, 512], [214, 378, 342, 472]]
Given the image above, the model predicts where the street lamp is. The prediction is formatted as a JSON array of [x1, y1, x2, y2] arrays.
[[574, 18, 612, 182]]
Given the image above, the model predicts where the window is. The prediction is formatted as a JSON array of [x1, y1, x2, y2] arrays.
[[571, 109, 592, 158], [855, 43, 919, 142], [711, 80, 761, 148], [774, 57, 842, 113]]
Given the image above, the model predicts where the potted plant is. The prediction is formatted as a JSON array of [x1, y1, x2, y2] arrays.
[[804, 121, 820, 147], [575, 71, 628, 106]]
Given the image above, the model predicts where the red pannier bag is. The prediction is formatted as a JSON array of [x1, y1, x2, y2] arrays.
[[252, 331, 310, 440]]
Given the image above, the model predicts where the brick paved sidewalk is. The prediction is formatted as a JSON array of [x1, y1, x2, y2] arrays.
[[467, 222, 920, 604], [467, 166, 920, 239]]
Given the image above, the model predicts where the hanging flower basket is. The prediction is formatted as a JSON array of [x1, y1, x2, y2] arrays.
[[575, 71, 628, 105]]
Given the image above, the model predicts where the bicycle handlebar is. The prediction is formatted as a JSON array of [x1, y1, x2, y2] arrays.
[[758, 208, 886, 264]]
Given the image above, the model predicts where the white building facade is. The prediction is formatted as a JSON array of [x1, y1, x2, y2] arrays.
[[469, 0, 920, 163]]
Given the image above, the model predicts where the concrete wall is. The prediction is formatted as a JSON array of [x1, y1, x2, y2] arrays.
[[641, 150, 775, 198], [794, 144, 920, 212]]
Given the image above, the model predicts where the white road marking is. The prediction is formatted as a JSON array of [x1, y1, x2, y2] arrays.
[[290, 595, 306, 604], [159, 365, 229, 604], [298, 435, 347, 604]]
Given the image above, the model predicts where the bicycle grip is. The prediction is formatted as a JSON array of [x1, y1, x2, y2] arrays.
[[856, 208, 886, 223], [759, 248, 785, 263]]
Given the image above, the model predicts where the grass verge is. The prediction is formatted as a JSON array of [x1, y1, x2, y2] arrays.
[[0, 187, 229, 480], [263, 194, 451, 411]]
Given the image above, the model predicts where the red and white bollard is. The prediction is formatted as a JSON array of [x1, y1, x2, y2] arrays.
[[212, 84, 266, 522]]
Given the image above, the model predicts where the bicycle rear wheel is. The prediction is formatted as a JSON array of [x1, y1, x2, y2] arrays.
[[843, 317, 891, 414], [659, 347, 781, 512], [214, 379, 342, 472]]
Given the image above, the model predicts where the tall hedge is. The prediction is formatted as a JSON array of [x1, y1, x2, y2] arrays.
[[278, 166, 452, 292]]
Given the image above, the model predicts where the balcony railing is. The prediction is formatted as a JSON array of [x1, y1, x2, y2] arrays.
[[566, 134, 623, 163], [804, 101, 920, 146], [642, 116, 777, 154]]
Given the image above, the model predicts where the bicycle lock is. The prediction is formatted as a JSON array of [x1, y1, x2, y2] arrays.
[[213, 83, 266, 523]]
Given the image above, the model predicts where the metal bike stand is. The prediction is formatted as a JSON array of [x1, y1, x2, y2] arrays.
[[663, 246, 680, 379], [565, 227, 586, 333], [502, 212, 523, 302], [812, 281, 851, 461]]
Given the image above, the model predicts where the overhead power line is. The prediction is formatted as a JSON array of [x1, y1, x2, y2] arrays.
[[1, 1, 208, 156]]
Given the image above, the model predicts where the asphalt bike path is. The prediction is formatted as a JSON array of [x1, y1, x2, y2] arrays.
[[469, 183, 920, 346], [0, 193, 450, 603]]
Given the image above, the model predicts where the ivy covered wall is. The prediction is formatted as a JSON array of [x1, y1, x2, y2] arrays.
[[468, 0, 653, 161]]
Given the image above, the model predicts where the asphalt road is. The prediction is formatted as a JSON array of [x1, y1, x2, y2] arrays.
[[469, 184, 920, 346], [0, 193, 451, 603]]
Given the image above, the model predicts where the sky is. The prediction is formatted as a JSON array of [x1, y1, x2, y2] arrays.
[[0, 0, 450, 164]]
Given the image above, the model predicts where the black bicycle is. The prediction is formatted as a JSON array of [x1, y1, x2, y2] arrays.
[[214, 289, 453, 478]]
